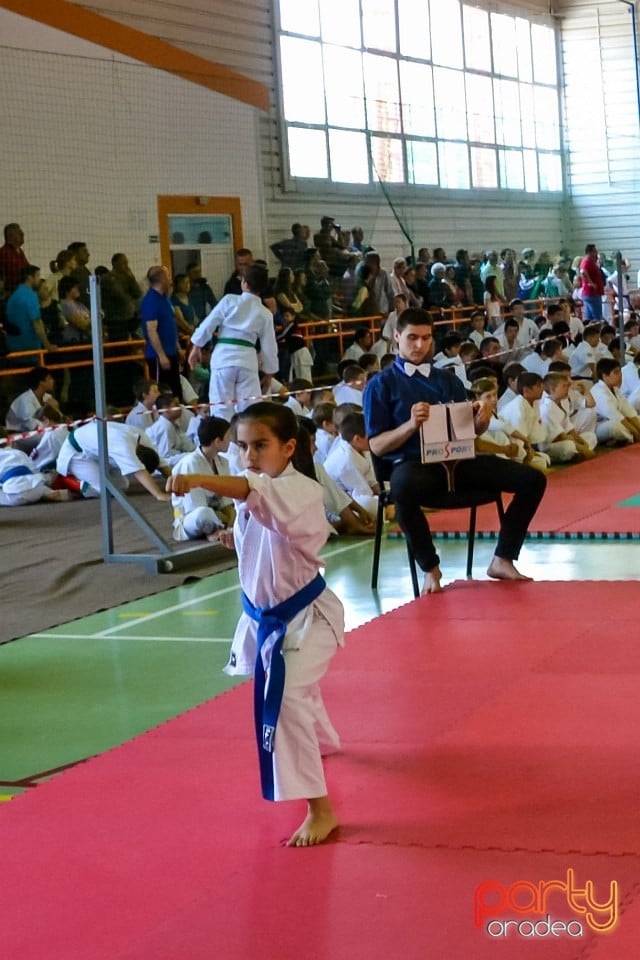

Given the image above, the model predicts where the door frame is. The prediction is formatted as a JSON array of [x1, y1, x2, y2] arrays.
[[157, 196, 244, 271]]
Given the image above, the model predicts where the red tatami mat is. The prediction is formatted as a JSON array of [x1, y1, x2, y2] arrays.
[[425, 444, 640, 535], [1, 580, 639, 959]]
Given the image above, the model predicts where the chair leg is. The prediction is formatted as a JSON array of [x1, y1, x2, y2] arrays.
[[371, 497, 385, 590], [407, 545, 420, 599], [466, 506, 477, 578]]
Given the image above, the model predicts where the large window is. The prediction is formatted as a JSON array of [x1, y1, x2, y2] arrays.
[[276, 0, 562, 192]]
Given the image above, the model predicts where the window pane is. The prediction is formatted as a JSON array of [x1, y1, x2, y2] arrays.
[[407, 140, 439, 184], [362, 0, 397, 52], [470, 146, 497, 187], [491, 13, 518, 77], [279, 0, 319, 36], [538, 153, 562, 191], [515, 18, 532, 82], [364, 54, 401, 133], [400, 61, 435, 137], [430, 0, 463, 68], [438, 140, 470, 188], [466, 74, 495, 143], [434, 67, 467, 140], [531, 24, 557, 85], [329, 129, 370, 181], [494, 78, 521, 147], [519, 84, 536, 148], [371, 135, 405, 182], [523, 148, 538, 192], [324, 46, 365, 128], [288, 127, 328, 177], [280, 38, 325, 123], [463, 6, 491, 72], [498, 149, 524, 189], [398, 0, 430, 60], [319, 0, 361, 47], [534, 86, 560, 149]]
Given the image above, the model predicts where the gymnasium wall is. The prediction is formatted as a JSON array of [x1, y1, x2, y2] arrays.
[[68, 0, 567, 267], [559, 0, 640, 268], [0, 6, 265, 281]]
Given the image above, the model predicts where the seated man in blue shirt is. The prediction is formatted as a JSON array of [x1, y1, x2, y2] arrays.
[[363, 309, 546, 594]]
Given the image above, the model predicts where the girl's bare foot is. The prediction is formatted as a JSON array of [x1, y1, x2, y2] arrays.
[[487, 557, 532, 581], [287, 797, 339, 847], [421, 566, 443, 595]]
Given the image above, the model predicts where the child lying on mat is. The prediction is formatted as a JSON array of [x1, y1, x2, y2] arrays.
[[167, 402, 344, 847]]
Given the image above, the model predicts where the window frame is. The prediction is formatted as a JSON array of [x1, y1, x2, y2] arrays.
[[272, 0, 565, 199]]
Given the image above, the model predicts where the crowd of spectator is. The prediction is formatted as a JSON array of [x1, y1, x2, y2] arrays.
[[2, 216, 640, 542]]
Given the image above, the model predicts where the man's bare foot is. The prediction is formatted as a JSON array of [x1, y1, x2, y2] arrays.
[[287, 796, 339, 847], [421, 566, 443, 595], [487, 557, 532, 581]]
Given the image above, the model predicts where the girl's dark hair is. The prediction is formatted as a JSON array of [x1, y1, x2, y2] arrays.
[[294, 418, 318, 481], [235, 400, 298, 443]]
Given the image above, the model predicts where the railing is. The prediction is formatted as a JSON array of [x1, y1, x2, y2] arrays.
[[297, 298, 557, 359], [0, 339, 149, 380]]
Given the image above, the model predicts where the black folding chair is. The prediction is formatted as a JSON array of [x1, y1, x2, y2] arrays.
[[371, 454, 505, 598]]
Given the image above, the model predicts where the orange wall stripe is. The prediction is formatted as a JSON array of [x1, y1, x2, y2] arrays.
[[0, 0, 270, 112]]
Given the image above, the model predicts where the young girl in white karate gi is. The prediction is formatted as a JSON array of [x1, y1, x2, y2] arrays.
[[167, 402, 344, 847]]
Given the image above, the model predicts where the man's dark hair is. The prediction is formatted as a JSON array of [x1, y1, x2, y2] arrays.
[[20, 265, 40, 284], [547, 303, 563, 319], [3, 222, 20, 242], [441, 332, 463, 352], [235, 247, 252, 258], [396, 307, 433, 333], [548, 360, 571, 373], [342, 364, 365, 384], [504, 318, 519, 330], [67, 241, 87, 254]]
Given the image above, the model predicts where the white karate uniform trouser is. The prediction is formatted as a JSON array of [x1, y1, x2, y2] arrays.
[[0, 474, 47, 506], [272, 611, 340, 802], [595, 420, 634, 444], [627, 387, 640, 413], [209, 365, 261, 421], [353, 492, 378, 520], [66, 455, 130, 498], [181, 505, 222, 539], [572, 407, 598, 436], [546, 439, 578, 463]]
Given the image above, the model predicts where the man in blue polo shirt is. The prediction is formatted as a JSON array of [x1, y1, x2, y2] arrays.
[[139, 265, 182, 400], [363, 308, 546, 594], [5, 265, 57, 364]]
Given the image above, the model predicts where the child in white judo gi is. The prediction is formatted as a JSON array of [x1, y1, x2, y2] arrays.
[[145, 392, 195, 467], [188, 264, 279, 421], [323, 411, 380, 519], [56, 420, 171, 500], [0, 446, 69, 505], [167, 402, 344, 847], [171, 416, 235, 541]]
